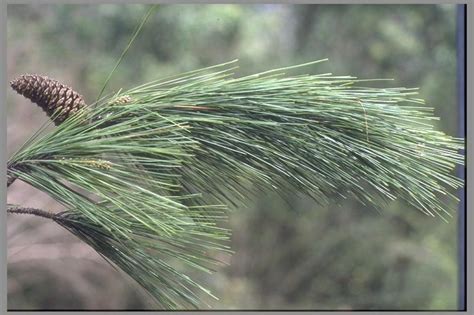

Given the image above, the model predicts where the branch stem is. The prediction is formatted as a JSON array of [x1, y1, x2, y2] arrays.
[[7, 205, 57, 220]]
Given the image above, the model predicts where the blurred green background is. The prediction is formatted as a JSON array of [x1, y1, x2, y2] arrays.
[[7, 4, 461, 310]]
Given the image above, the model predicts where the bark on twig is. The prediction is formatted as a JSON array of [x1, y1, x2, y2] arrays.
[[7, 205, 56, 220]]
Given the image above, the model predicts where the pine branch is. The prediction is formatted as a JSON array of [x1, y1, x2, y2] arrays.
[[7, 205, 56, 220], [7, 203, 226, 308], [7, 60, 464, 309], [53, 210, 226, 309], [121, 60, 463, 219]]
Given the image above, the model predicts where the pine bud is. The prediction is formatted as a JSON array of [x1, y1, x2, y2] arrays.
[[10, 74, 87, 125], [109, 95, 133, 105]]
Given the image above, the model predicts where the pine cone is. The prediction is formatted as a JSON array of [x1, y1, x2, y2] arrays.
[[10, 74, 87, 125]]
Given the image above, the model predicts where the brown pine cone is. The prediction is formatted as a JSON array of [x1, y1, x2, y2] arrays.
[[10, 74, 87, 125]]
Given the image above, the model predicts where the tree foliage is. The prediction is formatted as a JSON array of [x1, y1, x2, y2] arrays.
[[7, 59, 463, 308]]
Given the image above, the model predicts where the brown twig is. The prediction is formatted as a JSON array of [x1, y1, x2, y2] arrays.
[[7, 205, 57, 220]]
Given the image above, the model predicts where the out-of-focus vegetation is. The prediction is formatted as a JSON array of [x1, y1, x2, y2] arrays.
[[7, 4, 460, 310]]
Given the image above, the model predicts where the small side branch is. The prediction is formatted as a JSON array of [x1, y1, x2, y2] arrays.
[[7, 205, 56, 220]]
